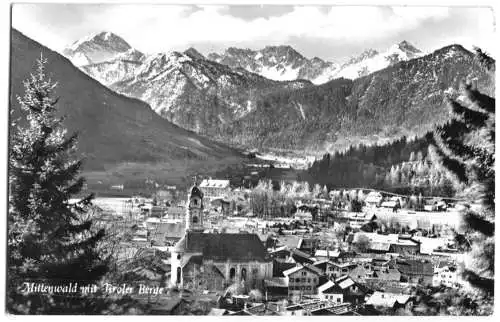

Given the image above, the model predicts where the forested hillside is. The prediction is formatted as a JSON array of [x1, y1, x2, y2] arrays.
[[10, 29, 243, 172], [308, 134, 456, 196], [218, 45, 494, 153]]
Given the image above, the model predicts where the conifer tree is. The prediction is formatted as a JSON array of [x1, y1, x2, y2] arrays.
[[427, 48, 495, 296], [8, 56, 109, 313]]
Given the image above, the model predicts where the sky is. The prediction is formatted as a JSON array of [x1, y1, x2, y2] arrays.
[[11, 3, 496, 62]]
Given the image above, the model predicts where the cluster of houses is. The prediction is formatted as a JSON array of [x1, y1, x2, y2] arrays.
[[257, 230, 463, 315], [106, 178, 468, 315]]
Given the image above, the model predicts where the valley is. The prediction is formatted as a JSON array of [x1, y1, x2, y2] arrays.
[[11, 28, 495, 195]]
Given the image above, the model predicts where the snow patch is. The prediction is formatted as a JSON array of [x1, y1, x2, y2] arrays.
[[259, 64, 300, 81], [246, 100, 253, 113], [295, 102, 306, 120], [71, 52, 92, 66]]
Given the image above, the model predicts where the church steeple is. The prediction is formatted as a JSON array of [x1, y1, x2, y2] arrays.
[[186, 176, 204, 231]]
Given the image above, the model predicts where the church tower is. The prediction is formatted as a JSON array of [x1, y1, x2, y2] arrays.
[[186, 178, 204, 231]]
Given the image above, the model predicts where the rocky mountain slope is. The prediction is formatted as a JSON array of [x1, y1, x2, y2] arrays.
[[207, 41, 424, 84], [60, 32, 494, 156], [108, 48, 311, 136], [63, 31, 142, 65], [219, 44, 494, 153], [207, 45, 339, 84], [10, 29, 242, 171], [81, 58, 143, 86], [64, 32, 145, 86], [334, 40, 425, 79]]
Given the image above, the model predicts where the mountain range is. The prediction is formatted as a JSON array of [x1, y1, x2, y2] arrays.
[[59, 31, 494, 155], [207, 40, 424, 83], [223, 44, 494, 152], [108, 49, 310, 136], [63, 31, 145, 66], [207, 45, 339, 84], [10, 29, 243, 182]]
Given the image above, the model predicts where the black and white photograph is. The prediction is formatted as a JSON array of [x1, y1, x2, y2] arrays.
[[4, 1, 497, 316]]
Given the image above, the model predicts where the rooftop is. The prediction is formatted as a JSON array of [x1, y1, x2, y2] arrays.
[[317, 280, 335, 293], [173, 231, 268, 261], [283, 264, 323, 277], [199, 179, 230, 188], [366, 291, 411, 308]]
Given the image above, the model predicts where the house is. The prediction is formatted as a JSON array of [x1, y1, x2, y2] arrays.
[[148, 221, 185, 246], [314, 249, 341, 261], [433, 263, 460, 288], [365, 191, 383, 207], [380, 197, 401, 212], [369, 242, 391, 253], [290, 248, 315, 265], [312, 259, 337, 277], [283, 264, 323, 299], [365, 291, 414, 311], [264, 277, 289, 300], [346, 213, 377, 229], [396, 259, 434, 284], [269, 246, 291, 261], [423, 198, 447, 212], [349, 262, 401, 284], [317, 276, 368, 305], [272, 259, 297, 278], [297, 237, 319, 254], [329, 262, 358, 280], [351, 232, 396, 253], [210, 198, 231, 217], [199, 179, 230, 200], [413, 236, 450, 255], [352, 232, 420, 255], [317, 281, 342, 303], [389, 237, 420, 255], [294, 209, 313, 221]]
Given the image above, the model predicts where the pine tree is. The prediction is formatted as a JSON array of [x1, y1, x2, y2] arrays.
[[322, 185, 329, 198], [8, 56, 109, 313], [312, 184, 322, 198], [409, 151, 416, 162], [427, 48, 495, 296]]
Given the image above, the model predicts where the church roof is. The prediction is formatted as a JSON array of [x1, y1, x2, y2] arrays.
[[173, 231, 268, 261], [189, 185, 204, 198]]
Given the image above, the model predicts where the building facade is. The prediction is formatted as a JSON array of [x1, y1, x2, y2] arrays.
[[283, 265, 322, 299], [170, 183, 273, 291], [199, 179, 231, 200]]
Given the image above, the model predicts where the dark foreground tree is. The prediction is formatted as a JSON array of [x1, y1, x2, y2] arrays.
[[7, 56, 109, 314], [427, 48, 495, 297]]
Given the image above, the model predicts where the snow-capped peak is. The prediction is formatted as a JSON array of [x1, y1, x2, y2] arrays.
[[207, 44, 338, 83], [345, 49, 379, 65], [63, 31, 134, 65], [333, 41, 425, 80]]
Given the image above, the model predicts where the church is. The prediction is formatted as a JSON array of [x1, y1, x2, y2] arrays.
[[170, 182, 273, 292]]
